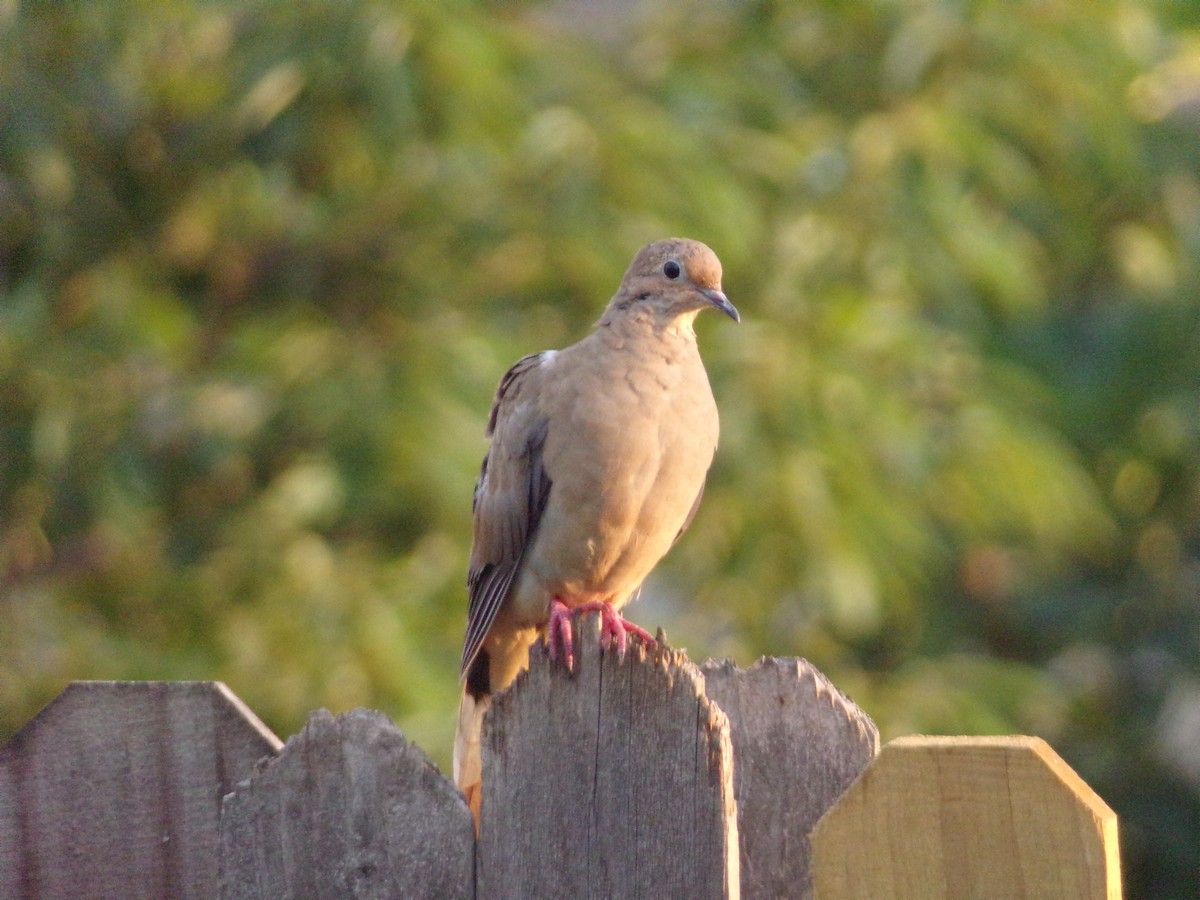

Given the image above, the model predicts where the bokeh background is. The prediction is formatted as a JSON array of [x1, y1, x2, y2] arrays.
[[2, 0, 1198, 894]]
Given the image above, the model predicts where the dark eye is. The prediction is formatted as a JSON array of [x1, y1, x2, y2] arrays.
[[663, 260, 682, 280]]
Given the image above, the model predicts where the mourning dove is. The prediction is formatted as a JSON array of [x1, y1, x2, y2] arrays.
[[454, 237, 738, 825]]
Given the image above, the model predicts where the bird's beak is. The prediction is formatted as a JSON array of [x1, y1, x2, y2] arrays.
[[701, 288, 740, 323]]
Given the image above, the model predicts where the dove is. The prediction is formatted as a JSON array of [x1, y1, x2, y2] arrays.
[[454, 237, 738, 826]]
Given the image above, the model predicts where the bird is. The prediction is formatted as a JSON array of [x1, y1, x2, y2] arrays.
[[453, 237, 739, 827]]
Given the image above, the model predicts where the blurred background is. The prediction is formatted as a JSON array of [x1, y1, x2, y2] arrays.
[[1, 0, 1198, 894]]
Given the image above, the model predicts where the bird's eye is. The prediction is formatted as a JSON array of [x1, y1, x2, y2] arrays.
[[663, 260, 682, 280]]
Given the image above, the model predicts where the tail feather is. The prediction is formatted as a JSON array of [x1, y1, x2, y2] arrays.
[[454, 688, 488, 833], [453, 623, 539, 834]]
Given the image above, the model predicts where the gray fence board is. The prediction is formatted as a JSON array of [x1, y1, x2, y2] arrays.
[[220, 707, 474, 899], [0, 681, 281, 900], [702, 657, 879, 899], [478, 613, 739, 899]]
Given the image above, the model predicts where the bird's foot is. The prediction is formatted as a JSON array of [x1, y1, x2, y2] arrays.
[[547, 598, 576, 670], [588, 601, 655, 659], [547, 599, 655, 670]]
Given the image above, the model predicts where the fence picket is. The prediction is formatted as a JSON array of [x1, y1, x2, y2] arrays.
[[703, 657, 878, 899], [478, 612, 739, 899], [0, 681, 280, 900], [810, 735, 1122, 899], [220, 707, 474, 899]]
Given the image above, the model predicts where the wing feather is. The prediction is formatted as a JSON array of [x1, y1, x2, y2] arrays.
[[460, 352, 552, 675]]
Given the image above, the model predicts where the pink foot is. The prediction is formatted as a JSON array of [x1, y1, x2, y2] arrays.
[[548, 598, 575, 670], [546, 598, 655, 670]]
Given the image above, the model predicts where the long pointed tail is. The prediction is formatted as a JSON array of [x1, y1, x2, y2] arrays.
[[453, 625, 540, 834], [454, 687, 487, 832]]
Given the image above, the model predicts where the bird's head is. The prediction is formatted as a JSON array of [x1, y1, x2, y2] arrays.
[[603, 238, 740, 331]]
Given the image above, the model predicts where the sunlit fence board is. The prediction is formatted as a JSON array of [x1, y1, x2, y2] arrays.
[[811, 735, 1121, 899]]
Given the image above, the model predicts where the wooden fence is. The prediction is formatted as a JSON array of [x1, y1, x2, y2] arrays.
[[0, 612, 1120, 898]]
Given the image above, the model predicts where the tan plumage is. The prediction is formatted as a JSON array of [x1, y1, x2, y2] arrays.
[[454, 238, 738, 825]]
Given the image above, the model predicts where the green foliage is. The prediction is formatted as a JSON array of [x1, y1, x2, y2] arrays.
[[1, 1, 1198, 893]]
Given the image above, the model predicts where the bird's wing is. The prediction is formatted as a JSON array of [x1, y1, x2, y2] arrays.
[[461, 352, 553, 676]]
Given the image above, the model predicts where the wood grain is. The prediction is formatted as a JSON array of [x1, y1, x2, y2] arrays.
[[478, 612, 738, 899], [703, 657, 878, 899], [0, 681, 281, 900], [810, 735, 1122, 899], [220, 707, 474, 899]]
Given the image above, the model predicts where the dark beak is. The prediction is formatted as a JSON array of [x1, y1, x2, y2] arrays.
[[701, 288, 740, 323]]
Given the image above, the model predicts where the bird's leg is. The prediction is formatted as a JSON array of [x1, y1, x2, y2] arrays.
[[547, 597, 575, 671]]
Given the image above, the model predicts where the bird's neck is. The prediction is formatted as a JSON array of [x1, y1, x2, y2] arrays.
[[597, 308, 700, 346]]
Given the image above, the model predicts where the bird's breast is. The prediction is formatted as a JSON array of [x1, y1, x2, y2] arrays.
[[512, 337, 718, 613]]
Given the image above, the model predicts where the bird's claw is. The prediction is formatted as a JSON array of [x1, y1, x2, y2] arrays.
[[546, 598, 655, 671], [548, 598, 575, 670]]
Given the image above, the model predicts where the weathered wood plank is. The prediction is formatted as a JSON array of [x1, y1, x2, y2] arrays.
[[220, 707, 474, 900], [811, 735, 1122, 899], [0, 681, 281, 900], [702, 657, 878, 899], [479, 612, 738, 899]]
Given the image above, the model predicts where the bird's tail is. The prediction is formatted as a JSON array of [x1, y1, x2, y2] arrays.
[[454, 687, 487, 833], [454, 625, 540, 834]]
